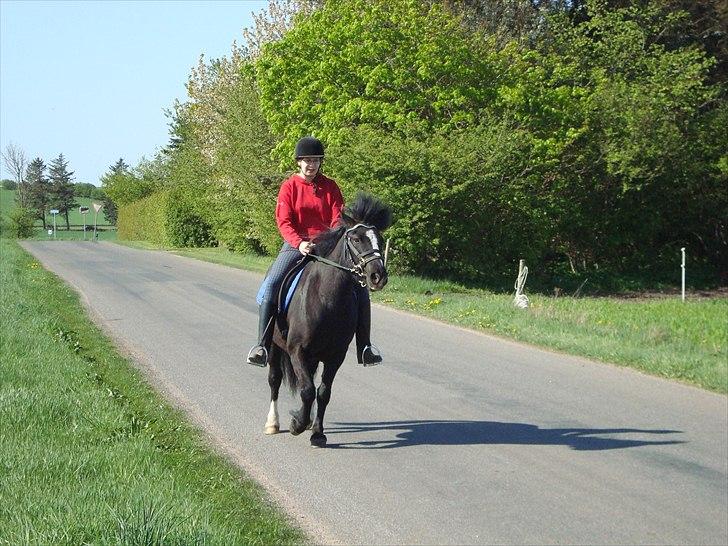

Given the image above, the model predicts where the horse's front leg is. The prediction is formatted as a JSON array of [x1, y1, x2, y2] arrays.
[[310, 359, 343, 448], [265, 345, 282, 434], [289, 352, 315, 436]]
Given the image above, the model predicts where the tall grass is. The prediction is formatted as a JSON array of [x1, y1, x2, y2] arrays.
[[0, 239, 306, 544]]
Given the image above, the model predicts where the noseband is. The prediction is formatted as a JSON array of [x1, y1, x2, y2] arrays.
[[309, 224, 384, 287]]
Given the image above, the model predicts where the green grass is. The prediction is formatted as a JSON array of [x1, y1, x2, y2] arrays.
[[29, 225, 118, 242], [374, 275, 727, 393], [0, 238, 307, 544], [161, 247, 727, 394], [0, 189, 17, 219]]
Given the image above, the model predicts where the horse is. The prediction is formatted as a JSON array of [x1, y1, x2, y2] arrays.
[[264, 193, 392, 447]]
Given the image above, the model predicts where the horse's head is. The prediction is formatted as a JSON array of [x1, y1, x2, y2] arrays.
[[340, 194, 392, 291], [344, 223, 388, 290]]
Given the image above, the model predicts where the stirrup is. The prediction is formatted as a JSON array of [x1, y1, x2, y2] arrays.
[[246, 345, 268, 367], [360, 345, 383, 367]]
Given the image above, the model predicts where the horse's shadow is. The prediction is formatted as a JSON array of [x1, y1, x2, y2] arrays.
[[325, 420, 683, 450]]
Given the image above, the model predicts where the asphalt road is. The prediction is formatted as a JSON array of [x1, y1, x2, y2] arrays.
[[21, 241, 728, 545]]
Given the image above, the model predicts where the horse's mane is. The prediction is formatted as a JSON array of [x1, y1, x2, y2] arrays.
[[312, 193, 392, 258], [342, 192, 393, 232], [311, 225, 346, 258]]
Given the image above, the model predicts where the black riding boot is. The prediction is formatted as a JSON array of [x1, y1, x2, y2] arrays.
[[247, 299, 276, 367], [356, 287, 382, 366]]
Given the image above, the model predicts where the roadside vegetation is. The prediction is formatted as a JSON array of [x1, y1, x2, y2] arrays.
[[0, 238, 306, 544]]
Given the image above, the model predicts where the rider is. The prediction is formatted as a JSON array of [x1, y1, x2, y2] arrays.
[[246, 136, 383, 367]]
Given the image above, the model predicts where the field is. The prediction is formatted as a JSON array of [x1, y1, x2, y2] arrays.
[[1, 189, 116, 241]]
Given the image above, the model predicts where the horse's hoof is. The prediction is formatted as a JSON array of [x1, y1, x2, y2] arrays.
[[289, 418, 305, 436], [310, 432, 327, 448], [264, 425, 279, 435]]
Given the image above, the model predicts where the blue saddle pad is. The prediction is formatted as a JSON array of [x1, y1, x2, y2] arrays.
[[283, 269, 304, 311], [256, 268, 305, 313]]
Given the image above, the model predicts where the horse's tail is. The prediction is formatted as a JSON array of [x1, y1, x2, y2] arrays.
[[274, 347, 299, 394]]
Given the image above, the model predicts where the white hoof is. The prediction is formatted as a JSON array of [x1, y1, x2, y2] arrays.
[[264, 425, 280, 435]]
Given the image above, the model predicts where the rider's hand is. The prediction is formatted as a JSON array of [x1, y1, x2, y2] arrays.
[[298, 241, 314, 255]]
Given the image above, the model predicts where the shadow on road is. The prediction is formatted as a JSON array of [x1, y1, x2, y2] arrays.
[[325, 420, 683, 450]]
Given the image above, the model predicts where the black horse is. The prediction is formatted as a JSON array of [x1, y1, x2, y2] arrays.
[[264, 194, 392, 447]]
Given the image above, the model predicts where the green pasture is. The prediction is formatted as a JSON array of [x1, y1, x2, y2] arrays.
[[1, 189, 116, 241], [0, 238, 306, 544], [0, 189, 15, 218]]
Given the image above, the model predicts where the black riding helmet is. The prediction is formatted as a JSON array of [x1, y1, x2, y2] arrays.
[[295, 136, 325, 159]]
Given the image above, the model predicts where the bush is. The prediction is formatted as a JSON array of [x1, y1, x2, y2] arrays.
[[4, 207, 36, 238], [166, 187, 216, 248], [327, 123, 550, 287], [117, 191, 171, 246], [117, 189, 216, 248]]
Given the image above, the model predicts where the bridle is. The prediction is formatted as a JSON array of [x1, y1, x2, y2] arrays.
[[308, 223, 384, 287]]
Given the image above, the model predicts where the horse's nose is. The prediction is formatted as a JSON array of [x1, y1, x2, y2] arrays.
[[369, 269, 388, 290]]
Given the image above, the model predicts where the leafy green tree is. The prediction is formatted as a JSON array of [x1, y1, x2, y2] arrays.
[[48, 153, 77, 230], [162, 108, 216, 248], [73, 182, 98, 198], [1, 179, 17, 190], [531, 0, 725, 279], [25, 158, 51, 229], [256, 0, 505, 164], [214, 65, 283, 253], [101, 157, 158, 207]]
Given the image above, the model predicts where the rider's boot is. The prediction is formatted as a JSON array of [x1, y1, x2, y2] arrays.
[[247, 300, 276, 367], [356, 291, 383, 366]]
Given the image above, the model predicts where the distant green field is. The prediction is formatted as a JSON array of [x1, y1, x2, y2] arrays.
[[0, 189, 16, 219], [0, 189, 111, 227], [1, 188, 116, 240]]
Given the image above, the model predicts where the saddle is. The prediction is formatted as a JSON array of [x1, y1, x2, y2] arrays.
[[274, 256, 311, 339]]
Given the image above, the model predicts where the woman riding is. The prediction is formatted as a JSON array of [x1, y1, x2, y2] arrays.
[[246, 136, 383, 367]]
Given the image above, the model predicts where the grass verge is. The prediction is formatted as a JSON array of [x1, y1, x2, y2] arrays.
[[156, 246, 727, 394], [0, 238, 306, 544]]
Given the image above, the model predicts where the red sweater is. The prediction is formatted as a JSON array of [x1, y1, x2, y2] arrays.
[[275, 172, 344, 249]]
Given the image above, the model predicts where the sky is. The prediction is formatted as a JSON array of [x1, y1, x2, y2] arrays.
[[0, 0, 268, 185]]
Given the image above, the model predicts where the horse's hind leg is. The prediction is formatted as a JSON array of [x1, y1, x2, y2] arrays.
[[265, 345, 282, 434], [310, 360, 342, 448]]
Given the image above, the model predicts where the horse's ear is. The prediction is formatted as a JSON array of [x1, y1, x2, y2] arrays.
[[339, 208, 355, 228]]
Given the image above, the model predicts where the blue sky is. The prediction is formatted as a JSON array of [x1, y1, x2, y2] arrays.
[[0, 0, 267, 185]]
